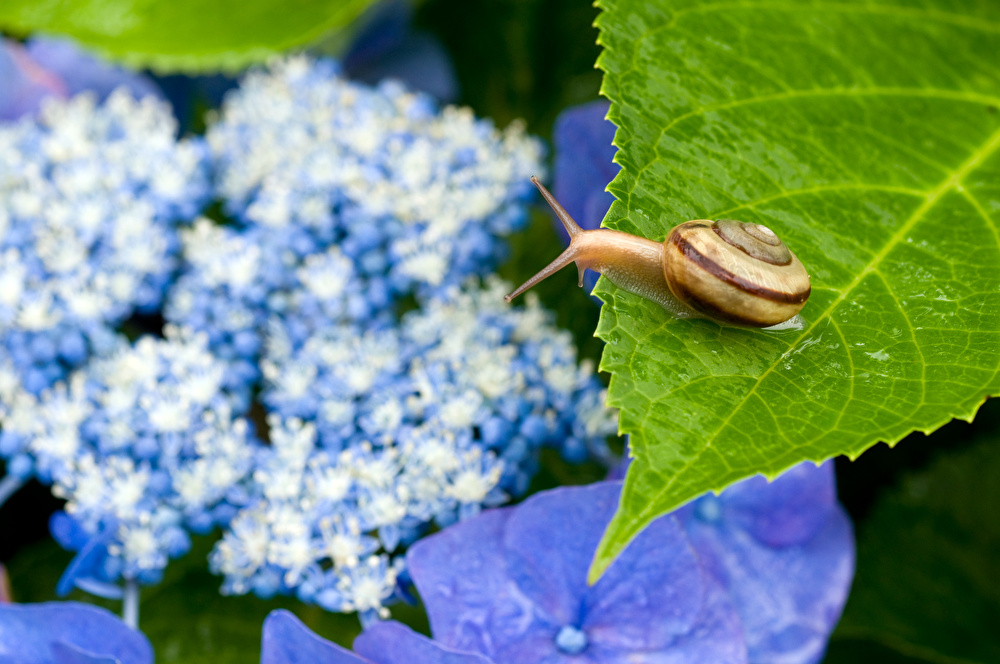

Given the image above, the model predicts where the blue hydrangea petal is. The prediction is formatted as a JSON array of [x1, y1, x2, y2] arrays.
[[699, 462, 837, 548], [354, 621, 494, 664], [260, 609, 369, 664], [406, 508, 530, 658], [54, 520, 115, 598], [50, 641, 119, 664], [0, 602, 152, 664], [552, 100, 618, 237], [25, 38, 162, 102], [409, 482, 749, 664], [678, 461, 854, 664], [501, 483, 621, 627], [347, 32, 458, 104], [684, 500, 854, 664], [0, 38, 67, 121], [549, 100, 619, 296]]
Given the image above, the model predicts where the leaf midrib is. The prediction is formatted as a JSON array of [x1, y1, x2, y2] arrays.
[[623, 122, 1000, 533]]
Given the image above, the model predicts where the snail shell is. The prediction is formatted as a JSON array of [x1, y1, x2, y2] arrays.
[[505, 177, 811, 328]]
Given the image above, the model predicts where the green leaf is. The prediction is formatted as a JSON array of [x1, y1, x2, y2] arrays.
[[589, 0, 1000, 581], [832, 437, 1000, 663], [0, 0, 377, 73]]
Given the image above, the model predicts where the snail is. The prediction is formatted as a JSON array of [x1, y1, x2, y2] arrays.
[[504, 177, 811, 327]]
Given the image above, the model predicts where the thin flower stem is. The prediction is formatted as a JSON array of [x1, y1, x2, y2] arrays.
[[0, 475, 24, 511], [122, 579, 140, 629]]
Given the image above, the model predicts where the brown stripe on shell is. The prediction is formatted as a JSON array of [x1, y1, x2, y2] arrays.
[[676, 292, 779, 328], [668, 231, 811, 305]]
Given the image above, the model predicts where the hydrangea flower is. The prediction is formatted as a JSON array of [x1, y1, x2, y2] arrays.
[[165, 218, 392, 386], [168, 56, 542, 372], [261, 609, 490, 664], [1, 36, 160, 122], [23, 37, 162, 104], [407, 481, 748, 663], [676, 461, 855, 664], [0, 327, 260, 595], [210, 412, 510, 622], [0, 88, 210, 395], [163, 220, 288, 389], [552, 100, 618, 236], [211, 279, 617, 620], [254, 470, 853, 663], [208, 56, 539, 288], [264, 278, 615, 467], [0, 601, 152, 664], [550, 100, 618, 295], [0, 39, 65, 121]]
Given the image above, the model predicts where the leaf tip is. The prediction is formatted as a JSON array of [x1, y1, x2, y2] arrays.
[[586, 547, 613, 585]]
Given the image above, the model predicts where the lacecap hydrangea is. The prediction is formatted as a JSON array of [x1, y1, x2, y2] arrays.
[[0, 88, 210, 397], [0, 327, 259, 595], [210, 279, 618, 623], [166, 55, 543, 380]]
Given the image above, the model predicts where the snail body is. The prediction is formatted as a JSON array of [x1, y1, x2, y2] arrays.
[[504, 177, 811, 327]]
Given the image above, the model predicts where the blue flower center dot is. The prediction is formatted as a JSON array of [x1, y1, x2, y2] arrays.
[[696, 495, 722, 523], [555, 625, 588, 654]]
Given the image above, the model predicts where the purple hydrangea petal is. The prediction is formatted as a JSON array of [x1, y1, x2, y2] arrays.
[[54, 523, 116, 598], [406, 509, 529, 657], [679, 462, 855, 664], [551, 100, 618, 239], [354, 621, 494, 664], [502, 483, 621, 627], [0, 602, 152, 664], [25, 38, 161, 102], [700, 462, 837, 547], [410, 482, 750, 664], [506, 483, 746, 663], [585, 573, 747, 664], [0, 38, 67, 121], [260, 610, 369, 664], [550, 99, 619, 296], [50, 641, 119, 664], [583, 516, 705, 649]]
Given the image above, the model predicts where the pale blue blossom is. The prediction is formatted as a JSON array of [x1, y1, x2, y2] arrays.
[[263, 278, 617, 490], [168, 56, 543, 378], [210, 415, 500, 624], [208, 56, 540, 289], [1, 327, 260, 593], [212, 279, 618, 620], [0, 89, 209, 395]]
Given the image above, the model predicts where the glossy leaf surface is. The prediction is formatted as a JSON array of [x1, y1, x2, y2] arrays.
[[590, 0, 1000, 580], [0, 0, 376, 72]]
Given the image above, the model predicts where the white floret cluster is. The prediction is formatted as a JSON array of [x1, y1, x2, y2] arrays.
[[0, 327, 259, 588], [211, 278, 618, 621], [0, 90, 209, 394]]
